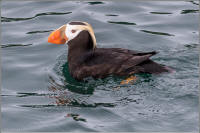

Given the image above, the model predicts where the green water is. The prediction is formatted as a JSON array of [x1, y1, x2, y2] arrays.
[[1, 1, 199, 132]]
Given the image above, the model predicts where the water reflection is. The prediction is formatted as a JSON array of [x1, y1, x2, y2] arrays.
[[65, 113, 87, 122], [47, 62, 117, 108], [62, 62, 95, 95], [47, 75, 116, 108]]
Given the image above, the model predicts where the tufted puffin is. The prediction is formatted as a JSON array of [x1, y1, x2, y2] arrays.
[[48, 21, 172, 81]]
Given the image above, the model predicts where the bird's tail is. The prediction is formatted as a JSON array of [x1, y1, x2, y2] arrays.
[[139, 60, 174, 74]]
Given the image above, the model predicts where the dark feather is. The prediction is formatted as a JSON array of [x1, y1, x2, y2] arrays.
[[67, 30, 171, 80]]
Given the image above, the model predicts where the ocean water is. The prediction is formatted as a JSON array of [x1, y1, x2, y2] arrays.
[[1, 1, 199, 132]]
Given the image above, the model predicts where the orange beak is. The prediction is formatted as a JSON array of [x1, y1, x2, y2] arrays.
[[48, 25, 68, 44]]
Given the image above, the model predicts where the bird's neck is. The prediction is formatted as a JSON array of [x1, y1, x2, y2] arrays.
[[67, 30, 95, 69]]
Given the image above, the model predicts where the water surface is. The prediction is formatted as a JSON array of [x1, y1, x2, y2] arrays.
[[1, 1, 199, 132]]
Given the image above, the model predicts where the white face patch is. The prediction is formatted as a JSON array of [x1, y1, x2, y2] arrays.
[[64, 21, 97, 49], [65, 23, 82, 43]]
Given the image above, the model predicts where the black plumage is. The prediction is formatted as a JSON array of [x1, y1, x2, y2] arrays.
[[67, 30, 171, 81]]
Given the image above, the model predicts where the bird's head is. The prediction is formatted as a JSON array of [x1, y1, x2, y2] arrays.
[[48, 21, 96, 49]]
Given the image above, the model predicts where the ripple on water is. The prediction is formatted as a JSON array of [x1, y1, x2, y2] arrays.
[[181, 9, 199, 14], [1, 43, 32, 48], [140, 30, 175, 36], [107, 21, 137, 25], [1, 11, 72, 22], [150, 12, 173, 14]]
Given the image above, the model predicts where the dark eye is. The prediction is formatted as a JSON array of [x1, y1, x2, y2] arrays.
[[71, 30, 76, 33]]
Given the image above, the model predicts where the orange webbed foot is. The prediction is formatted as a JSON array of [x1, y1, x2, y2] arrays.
[[120, 75, 137, 85], [113, 75, 137, 90]]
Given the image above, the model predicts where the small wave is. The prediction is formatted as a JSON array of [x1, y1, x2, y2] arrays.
[[140, 30, 175, 36], [19, 104, 56, 108], [26, 30, 53, 34], [87, 1, 104, 5], [65, 113, 87, 122], [181, 9, 199, 14], [150, 12, 172, 14], [184, 43, 199, 49], [189, 1, 199, 6], [16, 92, 54, 97], [105, 14, 119, 16], [108, 21, 136, 25], [1, 11, 72, 22], [1, 44, 32, 48], [68, 100, 116, 108]]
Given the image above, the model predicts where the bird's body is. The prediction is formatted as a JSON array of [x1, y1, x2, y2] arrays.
[[48, 21, 172, 81]]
